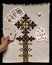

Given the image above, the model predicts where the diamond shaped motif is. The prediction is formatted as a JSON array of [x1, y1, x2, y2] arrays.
[[15, 14, 37, 34]]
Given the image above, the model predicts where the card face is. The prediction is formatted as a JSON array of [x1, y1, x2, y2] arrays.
[[14, 6, 25, 17], [35, 27, 47, 41], [3, 27, 16, 41], [4, 11, 19, 25], [4, 6, 25, 25]]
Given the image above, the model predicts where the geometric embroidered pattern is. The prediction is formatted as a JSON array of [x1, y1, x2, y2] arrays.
[[14, 14, 37, 62]]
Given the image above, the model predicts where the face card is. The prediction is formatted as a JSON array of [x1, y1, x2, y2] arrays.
[[35, 27, 47, 41], [14, 6, 25, 17], [4, 11, 20, 25], [4, 6, 25, 25], [9, 10, 20, 24], [3, 27, 16, 41]]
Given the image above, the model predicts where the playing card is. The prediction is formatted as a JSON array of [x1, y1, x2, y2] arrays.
[[14, 6, 25, 17], [35, 27, 47, 41], [9, 10, 20, 24], [4, 6, 25, 25], [3, 27, 16, 41], [4, 11, 19, 25]]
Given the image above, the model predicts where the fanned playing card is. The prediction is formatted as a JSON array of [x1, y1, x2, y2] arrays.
[[35, 27, 47, 41], [4, 6, 25, 25]]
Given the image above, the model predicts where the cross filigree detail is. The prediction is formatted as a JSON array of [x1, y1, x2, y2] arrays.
[[14, 14, 37, 62]]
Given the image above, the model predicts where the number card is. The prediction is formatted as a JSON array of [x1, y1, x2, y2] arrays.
[[35, 27, 47, 41]]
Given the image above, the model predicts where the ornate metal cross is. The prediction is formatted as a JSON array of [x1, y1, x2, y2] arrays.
[[14, 14, 37, 62]]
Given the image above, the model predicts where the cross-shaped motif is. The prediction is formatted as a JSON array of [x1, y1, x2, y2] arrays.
[[14, 14, 37, 62]]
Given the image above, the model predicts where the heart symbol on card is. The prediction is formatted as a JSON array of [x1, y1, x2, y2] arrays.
[[35, 27, 47, 41]]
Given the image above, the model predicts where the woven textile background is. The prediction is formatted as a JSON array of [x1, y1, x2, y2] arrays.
[[3, 3, 49, 63]]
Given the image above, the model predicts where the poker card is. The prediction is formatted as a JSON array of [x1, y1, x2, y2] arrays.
[[35, 27, 47, 41], [4, 6, 25, 25], [14, 6, 25, 17], [4, 11, 20, 25], [3, 27, 16, 41]]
